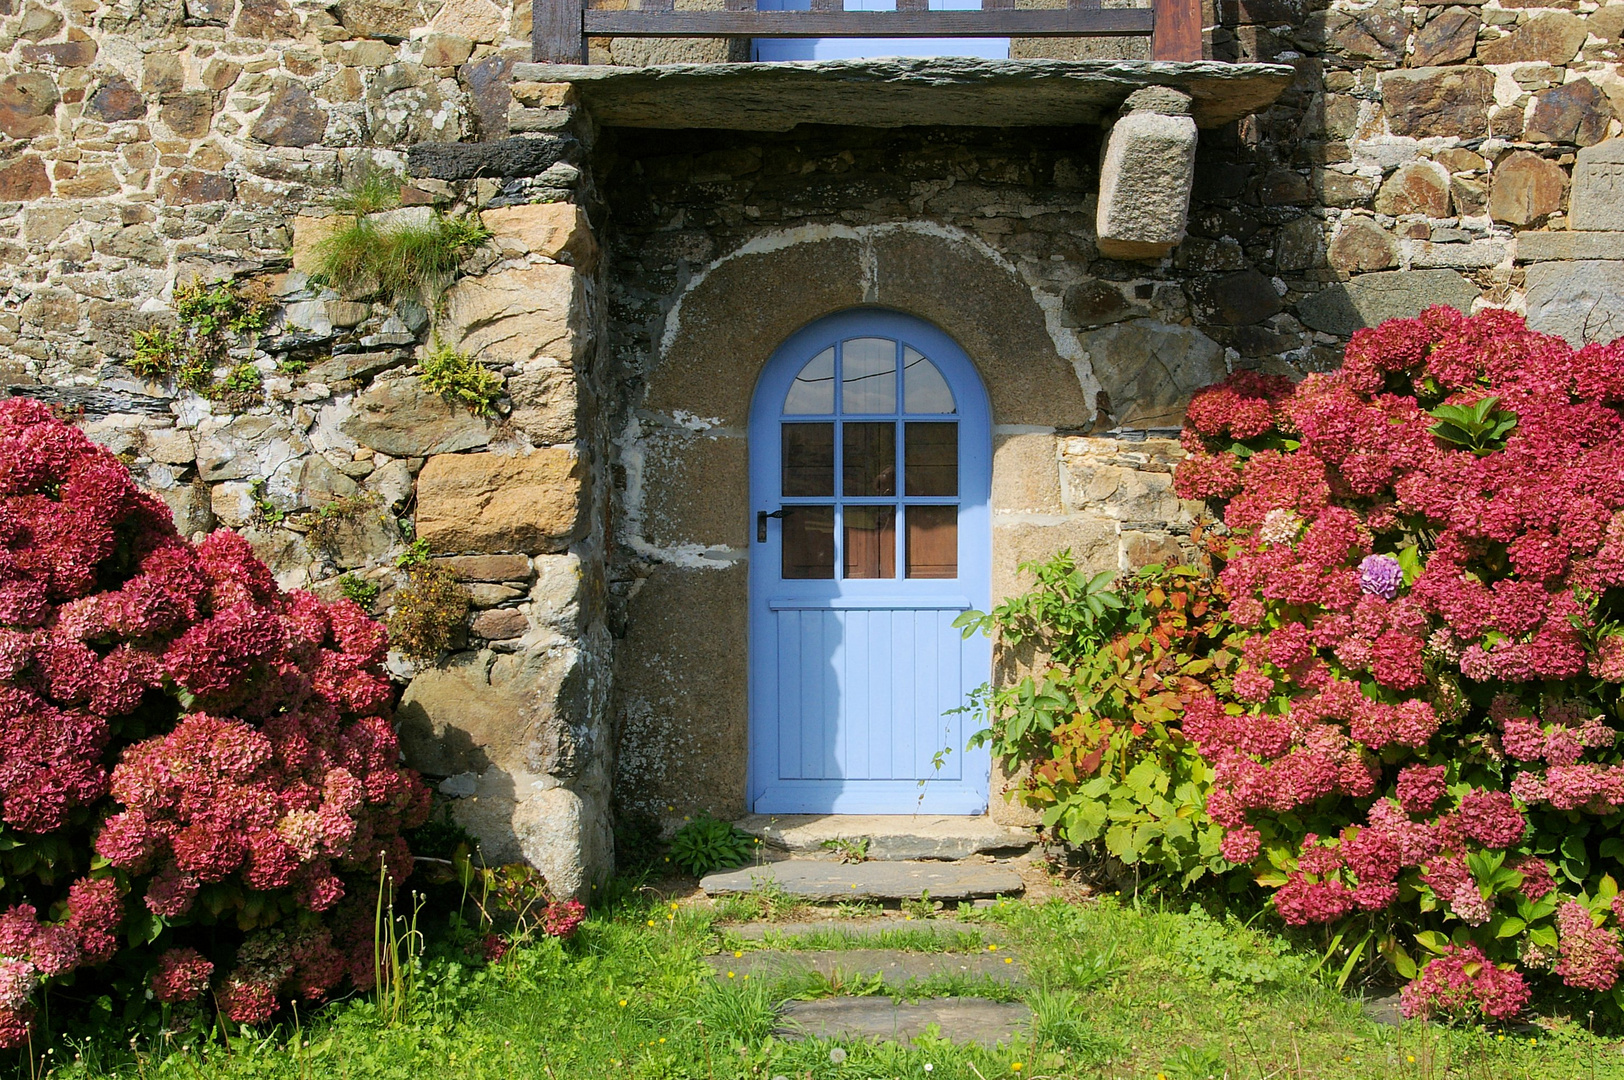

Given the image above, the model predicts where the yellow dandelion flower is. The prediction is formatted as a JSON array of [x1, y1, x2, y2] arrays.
[[619, 1000, 628, 1007], [727, 971, 736, 978], [659, 1038, 666, 1044], [647, 919, 656, 926], [1004, 957, 1013, 964], [1010, 1063, 1022, 1073], [735, 950, 743, 958], [1407, 1056, 1415, 1064], [988, 944, 998, 951]]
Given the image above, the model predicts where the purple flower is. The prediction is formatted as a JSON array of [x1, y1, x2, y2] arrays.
[[1359, 554, 1403, 600]]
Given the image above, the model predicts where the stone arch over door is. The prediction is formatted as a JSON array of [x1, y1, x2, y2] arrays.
[[613, 223, 1166, 827]]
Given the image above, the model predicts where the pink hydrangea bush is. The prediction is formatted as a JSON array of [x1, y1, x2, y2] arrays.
[[0, 398, 431, 1046], [1175, 309, 1624, 1016]]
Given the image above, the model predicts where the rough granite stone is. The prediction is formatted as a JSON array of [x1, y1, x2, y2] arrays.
[[339, 375, 494, 456], [1477, 12, 1587, 66], [1525, 260, 1624, 345], [442, 263, 587, 367], [1079, 318, 1225, 428], [699, 860, 1025, 901], [1096, 105, 1197, 259], [1488, 151, 1566, 226], [481, 201, 599, 266], [416, 448, 586, 554], [1517, 231, 1624, 260], [407, 134, 579, 179], [1296, 268, 1479, 335], [1374, 160, 1450, 217], [509, 58, 1295, 131], [435, 554, 535, 582], [1328, 216, 1399, 270], [1380, 66, 1492, 139], [85, 75, 145, 122], [0, 72, 59, 140], [1524, 79, 1610, 147], [250, 79, 327, 147], [777, 998, 1031, 1047], [0, 154, 49, 201], [1572, 139, 1624, 231], [1410, 7, 1478, 67]]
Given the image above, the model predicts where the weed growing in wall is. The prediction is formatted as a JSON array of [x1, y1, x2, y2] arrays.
[[328, 169, 403, 216], [128, 280, 270, 396], [387, 562, 469, 661], [339, 572, 382, 610], [667, 816, 758, 876], [313, 214, 491, 305], [420, 339, 503, 416]]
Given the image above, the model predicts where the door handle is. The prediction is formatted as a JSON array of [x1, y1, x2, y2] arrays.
[[756, 508, 786, 543]]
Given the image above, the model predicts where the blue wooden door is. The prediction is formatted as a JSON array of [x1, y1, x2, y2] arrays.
[[748, 309, 992, 815]]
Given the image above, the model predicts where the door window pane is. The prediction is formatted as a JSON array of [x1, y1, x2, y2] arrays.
[[782, 423, 834, 496], [843, 422, 896, 497], [843, 506, 896, 579], [903, 348, 955, 414], [782, 506, 835, 579], [906, 506, 957, 579], [905, 422, 957, 496], [784, 347, 835, 414], [841, 338, 897, 414]]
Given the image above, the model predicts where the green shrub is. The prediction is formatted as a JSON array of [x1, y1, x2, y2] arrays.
[[959, 555, 1235, 886], [387, 563, 469, 661], [420, 339, 503, 416], [312, 213, 491, 303], [667, 816, 756, 876]]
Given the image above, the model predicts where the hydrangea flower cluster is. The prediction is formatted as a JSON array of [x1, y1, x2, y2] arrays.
[[1175, 309, 1624, 1016], [0, 399, 430, 1045]]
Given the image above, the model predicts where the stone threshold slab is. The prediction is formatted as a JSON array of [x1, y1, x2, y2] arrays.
[[708, 947, 1024, 987], [777, 996, 1032, 1046], [724, 918, 1001, 942], [701, 859, 1025, 900], [734, 813, 1035, 861], [514, 57, 1294, 131]]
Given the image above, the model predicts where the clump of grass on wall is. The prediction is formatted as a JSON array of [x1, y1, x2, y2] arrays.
[[313, 214, 491, 303], [420, 338, 503, 416], [328, 168, 403, 216]]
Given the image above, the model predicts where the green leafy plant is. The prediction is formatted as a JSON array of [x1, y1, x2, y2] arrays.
[[249, 477, 285, 526], [1427, 394, 1519, 455], [961, 557, 1236, 886], [313, 213, 491, 303], [420, 339, 503, 416], [396, 537, 432, 569], [213, 361, 264, 403], [127, 279, 270, 395], [339, 572, 382, 610], [820, 837, 870, 864], [387, 562, 469, 661], [666, 815, 756, 876]]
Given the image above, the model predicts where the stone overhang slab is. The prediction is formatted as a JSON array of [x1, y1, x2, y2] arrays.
[[513, 57, 1294, 131]]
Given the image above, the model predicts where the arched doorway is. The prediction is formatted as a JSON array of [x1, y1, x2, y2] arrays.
[[747, 308, 993, 814]]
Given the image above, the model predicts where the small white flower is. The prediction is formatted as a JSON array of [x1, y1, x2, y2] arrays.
[[829, 1048, 848, 1065]]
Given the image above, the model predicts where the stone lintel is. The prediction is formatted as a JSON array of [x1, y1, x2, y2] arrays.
[[512, 57, 1293, 132]]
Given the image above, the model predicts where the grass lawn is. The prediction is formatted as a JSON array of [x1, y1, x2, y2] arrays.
[[35, 883, 1624, 1080]]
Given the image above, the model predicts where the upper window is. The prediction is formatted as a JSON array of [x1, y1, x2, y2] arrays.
[[752, 0, 1008, 62], [783, 338, 956, 417]]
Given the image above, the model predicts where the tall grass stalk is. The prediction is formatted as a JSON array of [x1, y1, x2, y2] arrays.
[[373, 865, 426, 1027]]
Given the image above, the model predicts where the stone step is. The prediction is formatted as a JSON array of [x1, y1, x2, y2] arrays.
[[723, 918, 1001, 944], [776, 997, 1032, 1047], [735, 814, 1035, 861], [706, 947, 1024, 988], [700, 859, 1025, 902]]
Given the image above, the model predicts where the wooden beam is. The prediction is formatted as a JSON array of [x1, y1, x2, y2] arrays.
[[1151, 0, 1201, 59], [534, 0, 585, 61], [581, 7, 1154, 36]]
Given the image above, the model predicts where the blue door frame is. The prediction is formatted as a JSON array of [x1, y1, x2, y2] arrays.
[[747, 309, 993, 815]]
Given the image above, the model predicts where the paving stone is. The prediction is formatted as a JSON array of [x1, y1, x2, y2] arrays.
[[735, 814, 1034, 861], [724, 919, 999, 942], [700, 860, 1025, 901], [707, 948, 1025, 988], [776, 997, 1032, 1046]]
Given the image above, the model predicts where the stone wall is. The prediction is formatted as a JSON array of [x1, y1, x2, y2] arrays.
[[8, 0, 1624, 868], [0, 0, 618, 896]]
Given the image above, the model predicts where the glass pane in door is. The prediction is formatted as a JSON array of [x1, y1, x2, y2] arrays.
[[843, 423, 896, 497], [844, 506, 896, 579], [904, 422, 957, 496], [782, 423, 834, 496], [782, 506, 836, 579], [841, 338, 897, 414], [906, 505, 957, 579]]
